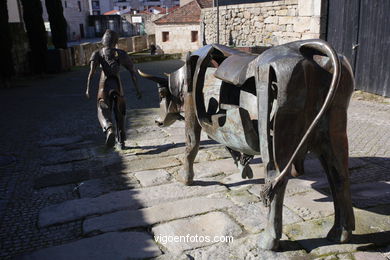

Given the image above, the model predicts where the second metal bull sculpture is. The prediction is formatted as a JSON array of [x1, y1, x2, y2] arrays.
[[139, 39, 355, 250]]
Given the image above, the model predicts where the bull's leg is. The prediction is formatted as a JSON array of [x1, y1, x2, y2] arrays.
[[260, 165, 288, 250], [226, 147, 240, 166], [317, 112, 355, 243], [177, 93, 201, 185], [226, 148, 254, 179], [239, 154, 254, 179]]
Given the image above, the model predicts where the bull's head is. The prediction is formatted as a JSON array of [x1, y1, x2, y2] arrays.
[[138, 68, 184, 127]]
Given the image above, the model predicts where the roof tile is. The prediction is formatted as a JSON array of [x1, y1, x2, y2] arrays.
[[154, 0, 212, 25]]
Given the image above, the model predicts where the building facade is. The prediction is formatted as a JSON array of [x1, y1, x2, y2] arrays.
[[88, 0, 114, 15], [154, 0, 211, 53], [41, 0, 90, 40]]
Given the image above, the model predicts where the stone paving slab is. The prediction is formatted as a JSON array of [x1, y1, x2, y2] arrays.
[[228, 190, 260, 206], [285, 177, 328, 197], [227, 202, 302, 234], [152, 211, 242, 254], [134, 169, 171, 187], [192, 159, 239, 178], [78, 174, 140, 198], [34, 169, 92, 189], [284, 190, 335, 221], [221, 166, 264, 191], [350, 181, 390, 208], [106, 156, 182, 174], [284, 205, 390, 256], [18, 232, 161, 260], [353, 251, 388, 260], [41, 149, 92, 166], [39, 182, 227, 227], [133, 144, 185, 159], [178, 234, 307, 260], [38, 136, 84, 147], [83, 196, 234, 234]]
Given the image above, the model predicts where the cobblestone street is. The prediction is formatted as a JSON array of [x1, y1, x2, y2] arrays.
[[0, 59, 389, 259]]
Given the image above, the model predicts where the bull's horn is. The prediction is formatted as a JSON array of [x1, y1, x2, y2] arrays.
[[164, 72, 170, 77], [138, 69, 168, 84]]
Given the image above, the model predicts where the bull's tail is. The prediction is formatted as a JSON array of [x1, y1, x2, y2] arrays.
[[261, 39, 341, 204]]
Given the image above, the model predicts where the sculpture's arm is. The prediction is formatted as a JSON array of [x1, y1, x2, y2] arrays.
[[120, 51, 142, 99], [86, 59, 98, 99]]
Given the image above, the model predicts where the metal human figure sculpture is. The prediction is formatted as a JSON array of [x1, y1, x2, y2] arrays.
[[86, 29, 141, 149], [139, 39, 355, 251]]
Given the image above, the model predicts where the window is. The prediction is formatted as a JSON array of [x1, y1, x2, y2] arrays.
[[78, 1, 82, 11], [108, 20, 115, 30], [162, 31, 169, 42], [64, 1, 67, 8], [92, 1, 100, 9], [191, 31, 198, 42]]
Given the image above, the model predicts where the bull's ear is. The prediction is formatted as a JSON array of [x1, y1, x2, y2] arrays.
[[138, 69, 168, 85]]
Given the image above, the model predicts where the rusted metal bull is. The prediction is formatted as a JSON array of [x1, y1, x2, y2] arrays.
[[139, 39, 355, 250]]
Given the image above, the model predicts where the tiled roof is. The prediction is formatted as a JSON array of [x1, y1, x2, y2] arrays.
[[154, 0, 212, 25], [104, 10, 120, 15], [148, 6, 180, 14], [197, 0, 213, 8]]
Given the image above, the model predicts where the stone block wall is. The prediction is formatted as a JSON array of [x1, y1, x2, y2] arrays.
[[118, 38, 133, 52], [69, 34, 153, 67], [132, 36, 148, 52], [201, 0, 325, 47]]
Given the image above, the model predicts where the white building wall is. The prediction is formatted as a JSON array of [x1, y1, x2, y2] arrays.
[[7, 0, 22, 23], [155, 24, 201, 53], [41, 0, 90, 40], [99, 0, 114, 13]]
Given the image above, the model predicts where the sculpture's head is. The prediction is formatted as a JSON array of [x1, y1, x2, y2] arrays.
[[102, 30, 118, 48], [138, 68, 185, 127]]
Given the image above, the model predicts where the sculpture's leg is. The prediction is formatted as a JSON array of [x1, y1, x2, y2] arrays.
[[260, 173, 288, 250], [177, 93, 201, 185], [317, 110, 355, 243], [97, 98, 115, 147], [114, 95, 127, 149], [226, 147, 240, 166], [226, 148, 254, 179], [239, 154, 254, 179], [291, 158, 305, 177]]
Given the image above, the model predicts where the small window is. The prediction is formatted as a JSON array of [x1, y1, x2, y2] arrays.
[[78, 1, 82, 11], [162, 31, 169, 42], [64, 1, 67, 8], [191, 31, 198, 42]]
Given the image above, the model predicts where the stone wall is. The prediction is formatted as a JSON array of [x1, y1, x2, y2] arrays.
[[201, 0, 324, 47], [69, 34, 154, 67]]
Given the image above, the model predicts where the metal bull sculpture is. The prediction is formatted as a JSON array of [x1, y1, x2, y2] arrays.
[[139, 39, 355, 250]]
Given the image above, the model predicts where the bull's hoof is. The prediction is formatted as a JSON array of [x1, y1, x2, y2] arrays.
[[326, 226, 352, 243], [259, 231, 279, 251], [176, 169, 194, 186], [239, 164, 253, 179]]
